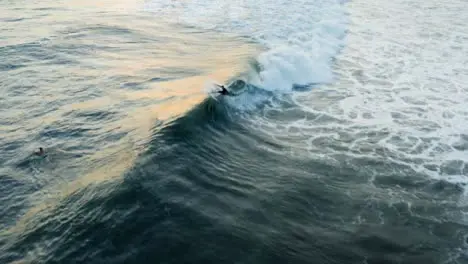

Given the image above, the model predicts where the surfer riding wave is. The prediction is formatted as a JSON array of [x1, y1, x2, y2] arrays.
[[213, 80, 247, 96]]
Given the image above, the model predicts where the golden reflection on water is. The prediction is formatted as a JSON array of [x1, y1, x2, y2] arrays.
[[3, 6, 259, 252]]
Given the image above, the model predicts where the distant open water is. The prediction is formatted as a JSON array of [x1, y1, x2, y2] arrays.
[[1, 0, 468, 263]]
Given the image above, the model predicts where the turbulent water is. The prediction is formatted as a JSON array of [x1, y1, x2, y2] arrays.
[[1, 0, 468, 263]]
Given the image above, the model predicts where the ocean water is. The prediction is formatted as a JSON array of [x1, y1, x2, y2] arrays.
[[1, 0, 468, 263]]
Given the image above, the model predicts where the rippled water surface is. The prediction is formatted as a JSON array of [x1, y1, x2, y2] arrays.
[[1, 0, 468, 263]]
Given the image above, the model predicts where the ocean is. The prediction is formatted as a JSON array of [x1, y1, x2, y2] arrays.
[[1, 0, 468, 263]]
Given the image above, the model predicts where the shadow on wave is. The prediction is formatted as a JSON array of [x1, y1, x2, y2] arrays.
[[2, 92, 459, 264], [1, 94, 287, 264]]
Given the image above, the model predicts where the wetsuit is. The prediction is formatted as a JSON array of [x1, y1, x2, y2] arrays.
[[218, 85, 230, 95]]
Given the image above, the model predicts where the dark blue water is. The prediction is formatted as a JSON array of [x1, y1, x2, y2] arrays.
[[2, 0, 468, 263]]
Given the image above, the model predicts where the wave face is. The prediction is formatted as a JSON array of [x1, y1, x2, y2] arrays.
[[2, 0, 468, 263]]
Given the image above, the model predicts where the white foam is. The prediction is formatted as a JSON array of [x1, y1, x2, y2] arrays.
[[142, 0, 348, 92], [251, 47, 333, 92], [273, 0, 468, 203]]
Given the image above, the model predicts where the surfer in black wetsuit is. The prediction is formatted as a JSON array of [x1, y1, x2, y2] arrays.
[[216, 85, 230, 96], [34, 147, 45, 156]]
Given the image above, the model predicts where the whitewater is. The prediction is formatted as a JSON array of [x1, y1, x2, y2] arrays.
[[143, 0, 347, 91]]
